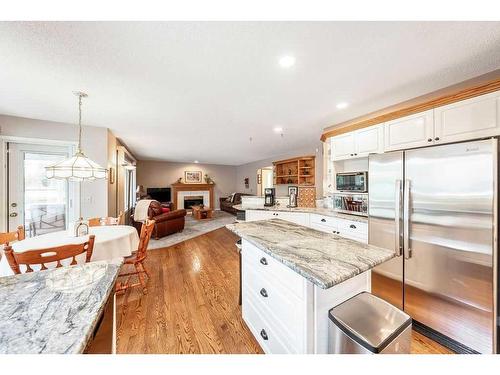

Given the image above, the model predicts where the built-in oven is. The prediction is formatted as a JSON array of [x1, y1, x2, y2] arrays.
[[333, 193, 368, 217], [336, 171, 368, 192]]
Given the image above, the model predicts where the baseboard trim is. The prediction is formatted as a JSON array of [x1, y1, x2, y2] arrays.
[[412, 320, 479, 354]]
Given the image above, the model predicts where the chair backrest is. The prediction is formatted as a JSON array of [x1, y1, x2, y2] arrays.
[[88, 211, 124, 227], [4, 235, 95, 274], [0, 226, 25, 245], [136, 220, 155, 261]]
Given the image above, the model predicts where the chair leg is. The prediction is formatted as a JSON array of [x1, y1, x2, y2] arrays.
[[141, 263, 151, 279], [136, 263, 148, 294]]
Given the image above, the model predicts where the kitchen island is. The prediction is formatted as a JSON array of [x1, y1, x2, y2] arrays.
[[226, 219, 395, 354], [0, 259, 122, 354]]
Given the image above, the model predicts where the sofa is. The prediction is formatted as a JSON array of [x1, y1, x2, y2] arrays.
[[219, 193, 253, 215], [132, 200, 187, 239]]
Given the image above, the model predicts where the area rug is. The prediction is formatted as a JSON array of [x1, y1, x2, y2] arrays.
[[147, 210, 237, 250]]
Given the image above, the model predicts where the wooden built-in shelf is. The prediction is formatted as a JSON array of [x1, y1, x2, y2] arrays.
[[273, 155, 316, 186]]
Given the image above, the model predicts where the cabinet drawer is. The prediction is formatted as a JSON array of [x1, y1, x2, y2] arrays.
[[310, 223, 337, 234], [243, 264, 305, 347], [337, 219, 368, 235], [242, 295, 291, 354], [242, 240, 305, 299], [271, 211, 308, 226], [310, 214, 337, 228], [337, 230, 368, 244]]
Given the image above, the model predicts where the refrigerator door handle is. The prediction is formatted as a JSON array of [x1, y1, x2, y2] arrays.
[[403, 179, 411, 259], [395, 179, 402, 256]]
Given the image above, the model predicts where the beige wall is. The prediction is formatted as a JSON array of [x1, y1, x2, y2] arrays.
[[136, 160, 237, 209], [235, 143, 324, 198], [0, 114, 111, 220]]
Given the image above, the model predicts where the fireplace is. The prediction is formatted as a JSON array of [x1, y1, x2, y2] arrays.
[[172, 183, 215, 210], [184, 196, 204, 209]]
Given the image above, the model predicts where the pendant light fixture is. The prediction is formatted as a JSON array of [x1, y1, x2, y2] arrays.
[[45, 92, 108, 181]]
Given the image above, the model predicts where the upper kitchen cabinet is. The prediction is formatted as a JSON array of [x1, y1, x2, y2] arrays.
[[384, 110, 434, 152], [331, 124, 383, 161], [434, 90, 500, 145], [330, 132, 355, 160], [355, 124, 384, 156]]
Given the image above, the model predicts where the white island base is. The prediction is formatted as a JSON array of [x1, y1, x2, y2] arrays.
[[241, 240, 371, 354]]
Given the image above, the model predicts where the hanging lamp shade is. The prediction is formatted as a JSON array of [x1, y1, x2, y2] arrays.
[[46, 151, 107, 181], [46, 92, 108, 181]]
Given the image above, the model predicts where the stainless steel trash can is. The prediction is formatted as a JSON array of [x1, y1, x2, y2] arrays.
[[328, 292, 412, 354]]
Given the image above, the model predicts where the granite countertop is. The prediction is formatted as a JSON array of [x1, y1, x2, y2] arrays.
[[0, 259, 122, 354], [226, 219, 394, 289], [232, 204, 368, 223]]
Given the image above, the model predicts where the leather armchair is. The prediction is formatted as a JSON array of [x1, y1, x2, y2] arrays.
[[132, 200, 186, 239], [220, 193, 253, 215]]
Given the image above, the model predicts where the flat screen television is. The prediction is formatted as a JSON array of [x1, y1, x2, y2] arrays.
[[147, 187, 171, 203]]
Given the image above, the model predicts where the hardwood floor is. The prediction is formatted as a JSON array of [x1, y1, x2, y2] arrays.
[[116, 227, 452, 354], [116, 227, 262, 354]]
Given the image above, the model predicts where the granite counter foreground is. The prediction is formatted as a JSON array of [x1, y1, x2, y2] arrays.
[[226, 219, 395, 289], [0, 259, 122, 354]]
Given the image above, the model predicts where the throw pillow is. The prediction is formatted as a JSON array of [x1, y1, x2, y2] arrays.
[[161, 207, 170, 213]]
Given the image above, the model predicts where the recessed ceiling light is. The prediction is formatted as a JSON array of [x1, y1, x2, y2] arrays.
[[194, 160, 199, 164], [336, 102, 349, 109], [273, 127, 283, 133], [278, 55, 295, 68]]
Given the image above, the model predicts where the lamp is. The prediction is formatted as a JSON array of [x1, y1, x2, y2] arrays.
[[45, 92, 108, 181], [45, 92, 108, 236]]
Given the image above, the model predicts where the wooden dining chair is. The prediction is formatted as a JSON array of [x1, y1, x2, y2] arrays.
[[88, 211, 124, 227], [3, 235, 95, 274], [0, 226, 26, 245], [116, 220, 155, 295]]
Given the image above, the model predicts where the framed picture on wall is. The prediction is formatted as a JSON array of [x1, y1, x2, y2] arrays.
[[184, 170, 203, 183], [288, 186, 298, 196]]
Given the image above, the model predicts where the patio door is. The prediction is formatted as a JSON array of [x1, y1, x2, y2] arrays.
[[7, 142, 77, 237]]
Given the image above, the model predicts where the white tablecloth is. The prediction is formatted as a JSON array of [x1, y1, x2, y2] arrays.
[[0, 225, 139, 276]]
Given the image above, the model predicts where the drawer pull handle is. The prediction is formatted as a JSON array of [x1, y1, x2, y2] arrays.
[[260, 257, 268, 265], [350, 224, 356, 229], [260, 329, 268, 341], [260, 288, 268, 298], [321, 218, 326, 222]]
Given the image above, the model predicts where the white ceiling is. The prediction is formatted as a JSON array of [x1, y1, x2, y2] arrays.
[[0, 22, 499, 165]]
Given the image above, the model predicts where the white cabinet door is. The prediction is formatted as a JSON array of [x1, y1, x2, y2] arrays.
[[331, 133, 355, 161], [355, 124, 384, 157], [384, 110, 434, 151], [434, 90, 500, 144]]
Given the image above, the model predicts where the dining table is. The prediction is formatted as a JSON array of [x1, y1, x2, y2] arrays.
[[0, 225, 139, 277]]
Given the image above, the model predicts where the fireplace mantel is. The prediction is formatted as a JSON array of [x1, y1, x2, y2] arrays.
[[172, 183, 215, 210]]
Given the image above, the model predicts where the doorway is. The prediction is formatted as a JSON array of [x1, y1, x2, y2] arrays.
[[6, 142, 77, 237], [257, 166, 273, 196]]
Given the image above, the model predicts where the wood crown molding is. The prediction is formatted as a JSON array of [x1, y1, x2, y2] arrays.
[[320, 69, 500, 142]]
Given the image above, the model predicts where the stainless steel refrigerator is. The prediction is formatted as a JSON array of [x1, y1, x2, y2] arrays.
[[369, 138, 498, 354]]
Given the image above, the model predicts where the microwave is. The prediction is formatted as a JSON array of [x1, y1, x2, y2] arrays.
[[336, 171, 368, 192], [333, 193, 368, 217]]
